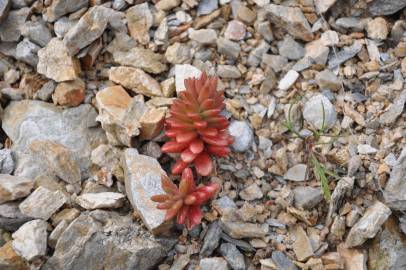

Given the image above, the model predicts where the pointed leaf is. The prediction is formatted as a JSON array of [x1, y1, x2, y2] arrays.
[[165, 200, 183, 220], [172, 159, 188, 175], [186, 205, 202, 230], [181, 148, 198, 163], [189, 139, 204, 154], [194, 152, 213, 176], [151, 194, 170, 202], [161, 175, 178, 195]]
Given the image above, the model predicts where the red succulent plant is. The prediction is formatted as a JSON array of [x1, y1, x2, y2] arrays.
[[151, 168, 220, 230], [161, 72, 234, 176]]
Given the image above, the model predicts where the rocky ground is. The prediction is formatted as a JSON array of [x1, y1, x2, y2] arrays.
[[1, 0, 406, 269]]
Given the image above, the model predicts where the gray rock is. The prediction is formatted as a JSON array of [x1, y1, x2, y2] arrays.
[[303, 94, 337, 130], [369, 0, 406, 15], [165, 42, 191, 64], [199, 257, 228, 270], [12, 219, 48, 261], [49, 220, 68, 248], [21, 20, 53, 47], [15, 38, 40, 67], [247, 40, 270, 67], [189, 29, 218, 45], [278, 36, 305, 60], [220, 221, 268, 239], [34, 80, 56, 101], [256, 21, 273, 42], [379, 90, 406, 125], [345, 201, 391, 247], [228, 121, 253, 152], [293, 186, 323, 210], [217, 38, 240, 59], [315, 69, 342, 91], [46, 0, 88, 22], [326, 177, 354, 226], [75, 192, 125, 210], [122, 149, 169, 234], [284, 164, 308, 182], [0, 202, 32, 231], [0, 7, 30, 42], [0, 174, 33, 204], [2, 101, 106, 181], [126, 3, 153, 45], [112, 0, 127, 10], [54, 17, 78, 38], [328, 41, 362, 69], [19, 186, 68, 220], [0, 148, 14, 174], [314, 0, 337, 13], [239, 183, 263, 201], [384, 148, 406, 210], [220, 243, 245, 270], [272, 251, 298, 270], [262, 54, 288, 73], [200, 221, 222, 257], [278, 70, 299, 91], [43, 210, 175, 270], [197, 0, 218, 16], [217, 65, 241, 79], [336, 17, 366, 31], [0, 0, 10, 22], [113, 47, 167, 74]]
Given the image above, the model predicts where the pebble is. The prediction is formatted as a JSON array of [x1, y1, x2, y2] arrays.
[[291, 225, 314, 261], [220, 221, 268, 239], [220, 243, 245, 270], [197, 0, 218, 16], [113, 47, 167, 74], [228, 121, 254, 152], [175, 64, 202, 92], [199, 257, 228, 270], [369, 0, 406, 16], [75, 192, 126, 210], [321, 30, 339, 46], [272, 251, 299, 270], [278, 70, 299, 91], [189, 29, 218, 45], [379, 89, 406, 124], [0, 148, 14, 174], [367, 17, 388, 40], [217, 37, 241, 59], [239, 183, 263, 201], [315, 69, 342, 91], [303, 94, 337, 130], [328, 41, 362, 69], [200, 221, 222, 257], [12, 219, 48, 261], [293, 186, 323, 210], [0, 174, 33, 204], [126, 3, 153, 45], [224, 20, 246, 41], [0, 8, 30, 42], [21, 20, 53, 47], [15, 39, 39, 67], [0, 202, 32, 231], [217, 65, 241, 79], [155, 0, 181, 11], [165, 42, 191, 64], [384, 148, 406, 210], [48, 220, 68, 248], [52, 78, 85, 107], [314, 0, 337, 13], [236, 5, 256, 24], [357, 144, 378, 155], [336, 17, 366, 31], [278, 36, 305, 60], [284, 164, 308, 182], [45, 0, 88, 22]]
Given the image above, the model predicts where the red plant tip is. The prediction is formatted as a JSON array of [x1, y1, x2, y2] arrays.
[[161, 72, 234, 176], [150, 168, 220, 230]]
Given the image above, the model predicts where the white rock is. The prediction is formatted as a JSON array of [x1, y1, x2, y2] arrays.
[[321, 30, 339, 46], [303, 94, 337, 130], [228, 121, 254, 152], [75, 192, 126, 210], [12, 219, 48, 261], [278, 70, 299, 91], [284, 164, 308, 181], [175, 64, 202, 92], [189, 29, 218, 45], [200, 257, 228, 270], [357, 144, 378, 155], [0, 174, 33, 204]]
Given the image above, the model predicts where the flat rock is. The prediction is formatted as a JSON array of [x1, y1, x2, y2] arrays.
[[197, 0, 218, 16], [220, 221, 268, 239], [0, 202, 32, 231], [52, 78, 85, 107], [228, 120, 254, 152], [0, 0, 10, 23], [189, 29, 218, 45], [239, 183, 263, 201], [217, 37, 240, 59], [369, 0, 406, 16], [284, 164, 308, 182], [337, 244, 367, 270], [37, 38, 81, 82], [139, 107, 167, 140], [278, 70, 299, 91], [303, 94, 337, 130], [165, 42, 191, 64], [0, 8, 30, 42], [293, 186, 323, 210], [175, 64, 202, 92], [12, 219, 48, 261], [0, 241, 29, 270], [220, 243, 245, 270], [122, 149, 170, 234], [2, 100, 106, 180], [19, 186, 67, 220], [43, 210, 175, 270], [45, 0, 88, 22], [109, 66, 163, 97], [328, 41, 362, 69], [0, 149, 13, 174], [278, 35, 305, 60], [21, 20, 53, 47], [315, 0, 337, 13], [199, 257, 228, 270], [266, 4, 313, 42], [15, 39, 40, 67], [345, 201, 391, 247], [384, 148, 406, 210], [200, 221, 222, 257], [0, 174, 33, 204], [379, 90, 406, 125], [75, 192, 125, 210], [224, 20, 246, 41], [315, 69, 342, 91], [291, 225, 314, 261], [217, 65, 241, 78], [113, 48, 167, 74], [126, 3, 153, 45]]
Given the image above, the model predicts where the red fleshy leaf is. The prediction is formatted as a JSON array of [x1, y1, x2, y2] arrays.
[[181, 148, 198, 163], [172, 159, 188, 175], [194, 152, 213, 176], [162, 141, 188, 153], [186, 205, 202, 230], [189, 139, 204, 154]]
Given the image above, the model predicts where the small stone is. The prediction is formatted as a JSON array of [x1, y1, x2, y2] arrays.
[[224, 20, 246, 41], [303, 94, 337, 130], [255, 21, 273, 41], [217, 65, 241, 79], [54, 17, 77, 38], [126, 3, 153, 45], [161, 77, 175, 97], [199, 257, 228, 270], [236, 5, 256, 24], [0, 8, 30, 42], [278, 70, 299, 91], [170, 254, 190, 270], [76, 192, 125, 210], [0, 202, 32, 231], [19, 186, 67, 220], [284, 164, 307, 182], [314, 0, 337, 13], [379, 90, 406, 125], [35, 81, 56, 101], [328, 41, 362, 69], [139, 107, 166, 140], [239, 184, 263, 201], [37, 38, 81, 82], [0, 241, 28, 270], [217, 37, 240, 59], [369, 0, 406, 16], [0, 0, 10, 23], [49, 220, 68, 248], [0, 175, 33, 204], [21, 20, 53, 47], [189, 29, 217, 45], [345, 201, 391, 247], [15, 39, 40, 67], [272, 251, 299, 270], [321, 30, 339, 46], [291, 225, 314, 261], [366, 17, 388, 40], [248, 40, 270, 67], [357, 144, 378, 155], [12, 219, 48, 261], [305, 40, 330, 65], [262, 54, 288, 73], [220, 243, 245, 270], [336, 17, 365, 31], [52, 78, 85, 107], [228, 121, 254, 152], [109, 66, 163, 97], [0, 148, 14, 174], [197, 0, 218, 16], [113, 47, 167, 74], [122, 149, 170, 234], [165, 42, 191, 64], [293, 186, 323, 210], [315, 69, 341, 91], [278, 36, 305, 60], [45, 0, 88, 22], [266, 4, 313, 41], [220, 221, 268, 239], [175, 64, 202, 92], [200, 221, 222, 257], [156, 0, 181, 11], [337, 244, 367, 270]]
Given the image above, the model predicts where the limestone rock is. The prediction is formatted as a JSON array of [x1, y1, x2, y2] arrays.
[[109, 66, 163, 97], [126, 3, 153, 45], [113, 48, 167, 74], [49, 220, 68, 248], [37, 38, 81, 82], [314, 0, 337, 13], [52, 78, 85, 107], [12, 219, 48, 261], [278, 70, 299, 91], [293, 186, 323, 210], [189, 29, 218, 45], [217, 38, 240, 59], [0, 149, 14, 175], [0, 174, 33, 204], [220, 243, 245, 270], [220, 221, 268, 239], [303, 94, 337, 130], [45, 0, 88, 22], [315, 69, 342, 91], [199, 257, 228, 270], [239, 184, 263, 201], [0, 0, 10, 23], [15, 39, 40, 67], [228, 121, 254, 152], [369, 0, 406, 16], [384, 148, 406, 210], [21, 20, 53, 47], [75, 192, 126, 210], [0, 202, 32, 231], [165, 42, 191, 64], [366, 17, 388, 40], [337, 244, 367, 270], [224, 20, 246, 41], [0, 241, 28, 270], [0, 8, 30, 42], [291, 225, 314, 261], [122, 149, 170, 234], [284, 164, 308, 182], [139, 107, 167, 140], [217, 65, 241, 79], [175, 64, 202, 92]]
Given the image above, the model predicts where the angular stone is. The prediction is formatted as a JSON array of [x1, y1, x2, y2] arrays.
[[21, 20, 53, 47], [113, 48, 167, 74], [239, 184, 263, 201], [303, 94, 337, 130], [328, 41, 362, 69], [315, 69, 341, 91], [0, 174, 33, 204], [49, 220, 68, 248], [0, 241, 28, 270], [43, 210, 175, 270], [321, 30, 339, 46], [278, 70, 299, 91], [248, 40, 270, 67], [189, 29, 217, 45], [284, 164, 308, 182], [15, 39, 40, 67], [51, 208, 80, 226], [52, 78, 85, 107], [197, 0, 218, 16], [46, 0, 88, 22], [293, 186, 323, 210], [305, 40, 330, 65], [291, 225, 314, 261], [217, 38, 240, 59], [367, 17, 388, 40], [336, 17, 366, 31], [0, 148, 14, 174], [126, 3, 153, 45], [175, 64, 202, 92], [337, 244, 367, 270], [165, 42, 191, 64], [237, 5, 256, 24], [345, 201, 391, 247], [278, 36, 305, 60], [262, 54, 288, 73], [199, 257, 228, 270], [109, 66, 162, 97], [0, 8, 30, 42], [379, 90, 406, 125], [369, 0, 406, 16], [12, 219, 48, 261], [200, 221, 222, 257], [0, 202, 32, 231], [2, 101, 106, 180], [54, 17, 78, 38], [220, 221, 268, 239], [122, 149, 170, 234], [155, 0, 181, 11], [224, 20, 246, 41], [0, 0, 10, 23], [75, 192, 125, 210], [37, 38, 81, 82], [19, 186, 67, 220], [384, 148, 406, 210], [266, 4, 313, 41], [220, 243, 245, 270], [139, 107, 167, 140], [217, 65, 241, 79], [314, 0, 337, 13], [272, 251, 299, 270], [357, 144, 377, 155]]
